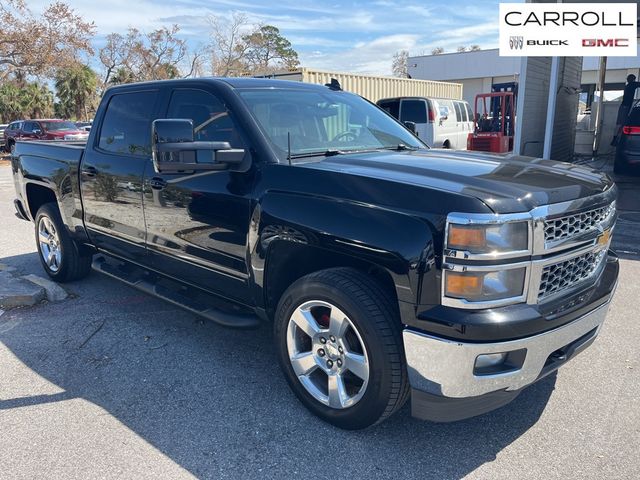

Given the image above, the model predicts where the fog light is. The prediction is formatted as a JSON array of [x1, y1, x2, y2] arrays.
[[475, 353, 507, 370], [474, 349, 527, 376]]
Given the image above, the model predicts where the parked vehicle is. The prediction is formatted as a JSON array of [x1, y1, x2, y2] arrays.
[[614, 102, 640, 174], [377, 96, 474, 149], [4, 119, 88, 153], [75, 121, 92, 132], [468, 91, 516, 153], [0, 124, 7, 150], [11, 78, 618, 429]]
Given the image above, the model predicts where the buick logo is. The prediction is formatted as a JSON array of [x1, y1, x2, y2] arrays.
[[510, 36, 524, 49]]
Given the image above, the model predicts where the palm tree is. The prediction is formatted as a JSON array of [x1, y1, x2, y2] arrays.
[[55, 64, 98, 120], [21, 82, 54, 118]]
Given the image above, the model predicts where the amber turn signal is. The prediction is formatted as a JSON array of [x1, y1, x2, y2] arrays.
[[445, 271, 483, 297], [448, 225, 486, 250]]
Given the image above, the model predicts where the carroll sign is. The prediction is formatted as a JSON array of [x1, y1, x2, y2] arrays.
[[499, 3, 637, 56]]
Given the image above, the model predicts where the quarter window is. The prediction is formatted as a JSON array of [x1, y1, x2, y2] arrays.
[[98, 91, 158, 156]]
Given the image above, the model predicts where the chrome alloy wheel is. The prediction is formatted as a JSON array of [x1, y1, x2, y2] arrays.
[[287, 300, 370, 409], [38, 216, 62, 272]]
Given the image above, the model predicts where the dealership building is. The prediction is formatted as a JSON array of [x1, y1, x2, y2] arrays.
[[407, 0, 640, 163], [408, 48, 640, 109]]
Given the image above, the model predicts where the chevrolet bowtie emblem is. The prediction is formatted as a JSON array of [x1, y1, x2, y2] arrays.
[[597, 228, 612, 247]]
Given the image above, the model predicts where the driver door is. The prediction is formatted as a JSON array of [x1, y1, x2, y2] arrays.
[[143, 87, 255, 303]]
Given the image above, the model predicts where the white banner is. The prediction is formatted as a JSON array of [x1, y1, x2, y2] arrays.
[[499, 3, 637, 56]]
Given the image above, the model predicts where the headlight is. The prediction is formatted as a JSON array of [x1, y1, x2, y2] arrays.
[[444, 267, 526, 302], [447, 221, 528, 255]]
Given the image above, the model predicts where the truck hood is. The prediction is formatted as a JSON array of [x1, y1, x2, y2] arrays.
[[298, 149, 614, 213]]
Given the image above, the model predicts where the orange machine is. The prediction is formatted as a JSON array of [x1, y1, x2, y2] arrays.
[[467, 92, 516, 153]]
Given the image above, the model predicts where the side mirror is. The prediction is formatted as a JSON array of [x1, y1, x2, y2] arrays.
[[33, 129, 42, 135], [151, 119, 246, 173], [404, 121, 417, 134]]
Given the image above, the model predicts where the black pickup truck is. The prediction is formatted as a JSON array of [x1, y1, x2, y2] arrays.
[[11, 78, 618, 429]]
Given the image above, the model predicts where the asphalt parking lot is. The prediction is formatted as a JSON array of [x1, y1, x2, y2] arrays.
[[1, 161, 639, 479]]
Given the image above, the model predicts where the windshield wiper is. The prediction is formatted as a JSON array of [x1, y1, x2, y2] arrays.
[[380, 143, 420, 151], [289, 149, 347, 159]]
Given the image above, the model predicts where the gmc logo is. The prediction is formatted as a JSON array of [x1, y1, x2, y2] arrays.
[[582, 38, 629, 47]]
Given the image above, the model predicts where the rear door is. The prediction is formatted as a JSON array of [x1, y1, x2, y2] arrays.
[[80, 89, 161, 263], [21, 122, 40, 140], [452, 102, 465, 148], [435, 99, 456, 148], [142, 87, 255, 303]]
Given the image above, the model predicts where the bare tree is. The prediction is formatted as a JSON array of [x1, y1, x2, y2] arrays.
[[207, 17, 300, 76], [469, 45, 482, 51], [207, 13, 252, 76], [392, 50, 409, 78], [99, 32, 135, 88], [99, 25, 191, 87], [138, 25, 187, 80], [0, 0, 95, 82], [431, 47, 445, 55], [456, 46, 467, 53]]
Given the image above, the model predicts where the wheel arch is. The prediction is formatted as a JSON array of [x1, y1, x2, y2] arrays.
[[25, 183, 57, 220], [263, 242, 399, 320]]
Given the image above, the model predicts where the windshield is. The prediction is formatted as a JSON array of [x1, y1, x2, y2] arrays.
[[238, 88, 427, 160], [40, 121, 79, 132]]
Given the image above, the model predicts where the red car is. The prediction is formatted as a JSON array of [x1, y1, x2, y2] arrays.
[[3, 119, 89, 153]]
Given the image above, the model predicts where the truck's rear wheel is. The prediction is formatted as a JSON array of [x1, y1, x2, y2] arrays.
[[35, 203, 92, 282], [274, 268, 409, 429]]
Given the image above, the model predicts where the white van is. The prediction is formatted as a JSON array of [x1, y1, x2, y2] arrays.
[[377, 97, 474, 149]]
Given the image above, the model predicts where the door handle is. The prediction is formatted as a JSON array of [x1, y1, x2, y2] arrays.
[[149, 177, 167, 190], [82, 166, 97, 177]]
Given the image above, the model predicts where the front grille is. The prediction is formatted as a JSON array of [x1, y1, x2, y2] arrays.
[[538, 249, 607, 300], [544, 202, 615, 244]]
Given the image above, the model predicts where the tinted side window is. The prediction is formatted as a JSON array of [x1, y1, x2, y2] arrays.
[[98, 91, 157, 156], [167, 89, 244, 148], [378, 100, 400, 120], [457, 102, 468, 122], [466, 103, 474, 122], [453, 102, 463, 122], [23, 122, 37, 132], [401, 100, 427, 123]]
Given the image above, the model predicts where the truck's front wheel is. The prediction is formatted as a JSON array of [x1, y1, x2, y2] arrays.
[[35, 203, 92, 282], [274, 268, 409, 429]]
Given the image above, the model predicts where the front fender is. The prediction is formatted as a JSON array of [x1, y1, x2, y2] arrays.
[[249, 191, 440, 308]]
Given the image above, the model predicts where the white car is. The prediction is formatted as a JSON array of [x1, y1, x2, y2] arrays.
[[377, 97, 475, 149]]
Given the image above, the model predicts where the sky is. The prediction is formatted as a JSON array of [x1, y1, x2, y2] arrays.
[[29, 0, 521, 75]]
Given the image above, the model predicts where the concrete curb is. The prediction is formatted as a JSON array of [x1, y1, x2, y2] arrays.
[[0, 271, 46, 308], [22, 274, 68, 302]]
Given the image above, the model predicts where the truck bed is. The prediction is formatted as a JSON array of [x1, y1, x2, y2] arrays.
[[14, 140, 86, 165]]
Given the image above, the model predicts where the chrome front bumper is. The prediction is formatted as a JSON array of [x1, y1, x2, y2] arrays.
[[403, 300, 612, 399]]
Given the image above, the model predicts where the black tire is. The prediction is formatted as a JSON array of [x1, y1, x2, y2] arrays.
[[34, 202, 92, 282], [274, 267, 409, 430]]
